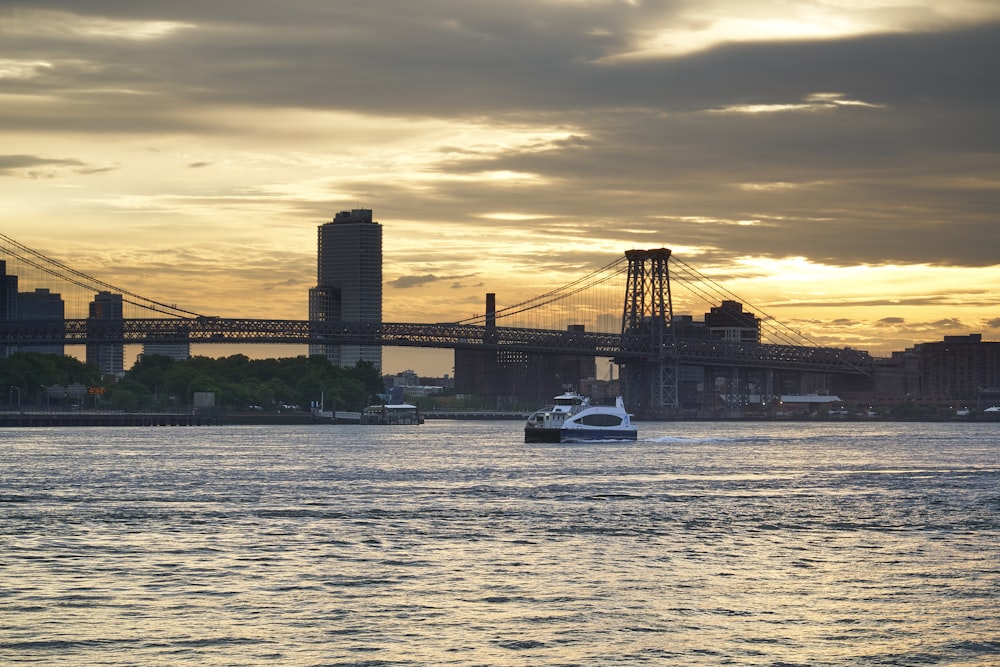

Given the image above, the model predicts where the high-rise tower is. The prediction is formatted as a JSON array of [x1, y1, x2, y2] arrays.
[[18, 288, 65, 357], [1, 260, 18, 358], [308, 209, 382, 370], [86, 291, 125, 378]]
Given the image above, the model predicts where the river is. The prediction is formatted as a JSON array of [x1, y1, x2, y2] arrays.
[[1, 421, 998, 665]]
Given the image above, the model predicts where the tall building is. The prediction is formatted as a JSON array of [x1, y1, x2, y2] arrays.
[[0, 260, 17, 358], [309, 209, 382, 370], [86, 291, 125, 378], [0, 260, 16, 318], [17, 288, 65, 356], [1, 263, 69, 357]]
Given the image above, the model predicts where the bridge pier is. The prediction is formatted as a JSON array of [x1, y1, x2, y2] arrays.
[[620, 248, 679, 417]]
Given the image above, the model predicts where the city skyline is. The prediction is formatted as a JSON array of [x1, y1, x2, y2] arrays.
[[2, 2, 999, 376]]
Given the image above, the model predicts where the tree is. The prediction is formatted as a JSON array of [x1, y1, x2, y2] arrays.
[[0, 353, 100, 407], [106, 354, 386, 411], [108, 387, 139, 412]]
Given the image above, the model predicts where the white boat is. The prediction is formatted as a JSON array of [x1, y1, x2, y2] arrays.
[[524, 392, 637, 443]]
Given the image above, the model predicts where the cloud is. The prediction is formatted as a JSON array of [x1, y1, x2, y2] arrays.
[[388, 274, 443, 289], [388, 272, 481, 289], [0, 154, 83, 172], [763, 294, 995, 309], [929, 318, 966, 330], [2, 1, 999, 365], [3, 9, 194, 40], [0, 153, 117, 179], [0, 59, 52, 79]]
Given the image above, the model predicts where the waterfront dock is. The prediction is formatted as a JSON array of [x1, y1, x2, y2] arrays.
[[0, 411, 220, 427]]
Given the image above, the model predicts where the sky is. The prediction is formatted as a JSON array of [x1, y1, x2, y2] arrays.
[[2, 1, 999, 376]]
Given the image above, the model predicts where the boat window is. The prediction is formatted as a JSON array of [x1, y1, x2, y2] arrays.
[[577, 414, 623, 427]]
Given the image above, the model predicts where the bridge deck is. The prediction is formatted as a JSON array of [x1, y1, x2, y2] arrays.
[[1, 318, 872, 375]]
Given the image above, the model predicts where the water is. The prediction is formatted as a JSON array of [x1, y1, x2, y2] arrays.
[[1, 421, 998, 666]]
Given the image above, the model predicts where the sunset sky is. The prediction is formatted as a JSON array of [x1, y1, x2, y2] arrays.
[[2, 1, 998, 375]]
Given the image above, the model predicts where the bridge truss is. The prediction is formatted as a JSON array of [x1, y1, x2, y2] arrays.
[[0, 317, 873, 377]]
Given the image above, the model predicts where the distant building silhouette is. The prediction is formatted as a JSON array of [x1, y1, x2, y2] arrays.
[[0, 262, 66, 357], [0, 260, 17, 357], [18, 288, 65, 356], [704, 300, 760, 343], [142, 336, 190, 362], [0, 260, 15, 318], [873, 333, 1000, 402], [86, 291, 124, 378], [309, 209, 382, 370]]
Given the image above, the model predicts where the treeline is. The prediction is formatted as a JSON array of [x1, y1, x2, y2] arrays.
[[1, 352, 384, 412], [1, 353, 101, 407]]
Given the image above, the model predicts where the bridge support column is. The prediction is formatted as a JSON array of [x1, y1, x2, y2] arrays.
[[701, 366, 717, 416], [722, 366, 751, 416], [701, 365, 754, 417], [620, 248, 678, 417]]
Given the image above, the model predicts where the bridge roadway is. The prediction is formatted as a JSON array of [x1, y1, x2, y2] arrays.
[[1, 317, 873, 375]]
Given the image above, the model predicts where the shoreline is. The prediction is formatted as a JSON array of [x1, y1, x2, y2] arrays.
[[1, 410, 997, 427]]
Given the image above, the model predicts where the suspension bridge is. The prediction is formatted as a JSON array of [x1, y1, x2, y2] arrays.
[[1, 234, 873, 415]]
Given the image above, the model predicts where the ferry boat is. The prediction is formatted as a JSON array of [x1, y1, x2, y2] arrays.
[[361, 403, 423, 425], [524, 392, 637, 443]]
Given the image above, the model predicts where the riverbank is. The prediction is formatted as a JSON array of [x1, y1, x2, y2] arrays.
[[2, 410, 996, 427], [0, 411, 220, 427]]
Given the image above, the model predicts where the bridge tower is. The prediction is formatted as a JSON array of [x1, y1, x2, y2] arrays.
[[619, 248, 679, 415]]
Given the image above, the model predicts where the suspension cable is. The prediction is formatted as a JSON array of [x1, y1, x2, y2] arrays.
[[456, 255, 628, 325], [0, 233, 207, 318], [669, 255, 825, 347]]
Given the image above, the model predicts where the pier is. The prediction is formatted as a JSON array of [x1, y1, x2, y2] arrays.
[[0, 411, 220, 427]]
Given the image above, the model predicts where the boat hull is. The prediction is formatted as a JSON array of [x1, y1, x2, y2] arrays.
[[524, 427, 637, 443], [524, 427, 563, 443]]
